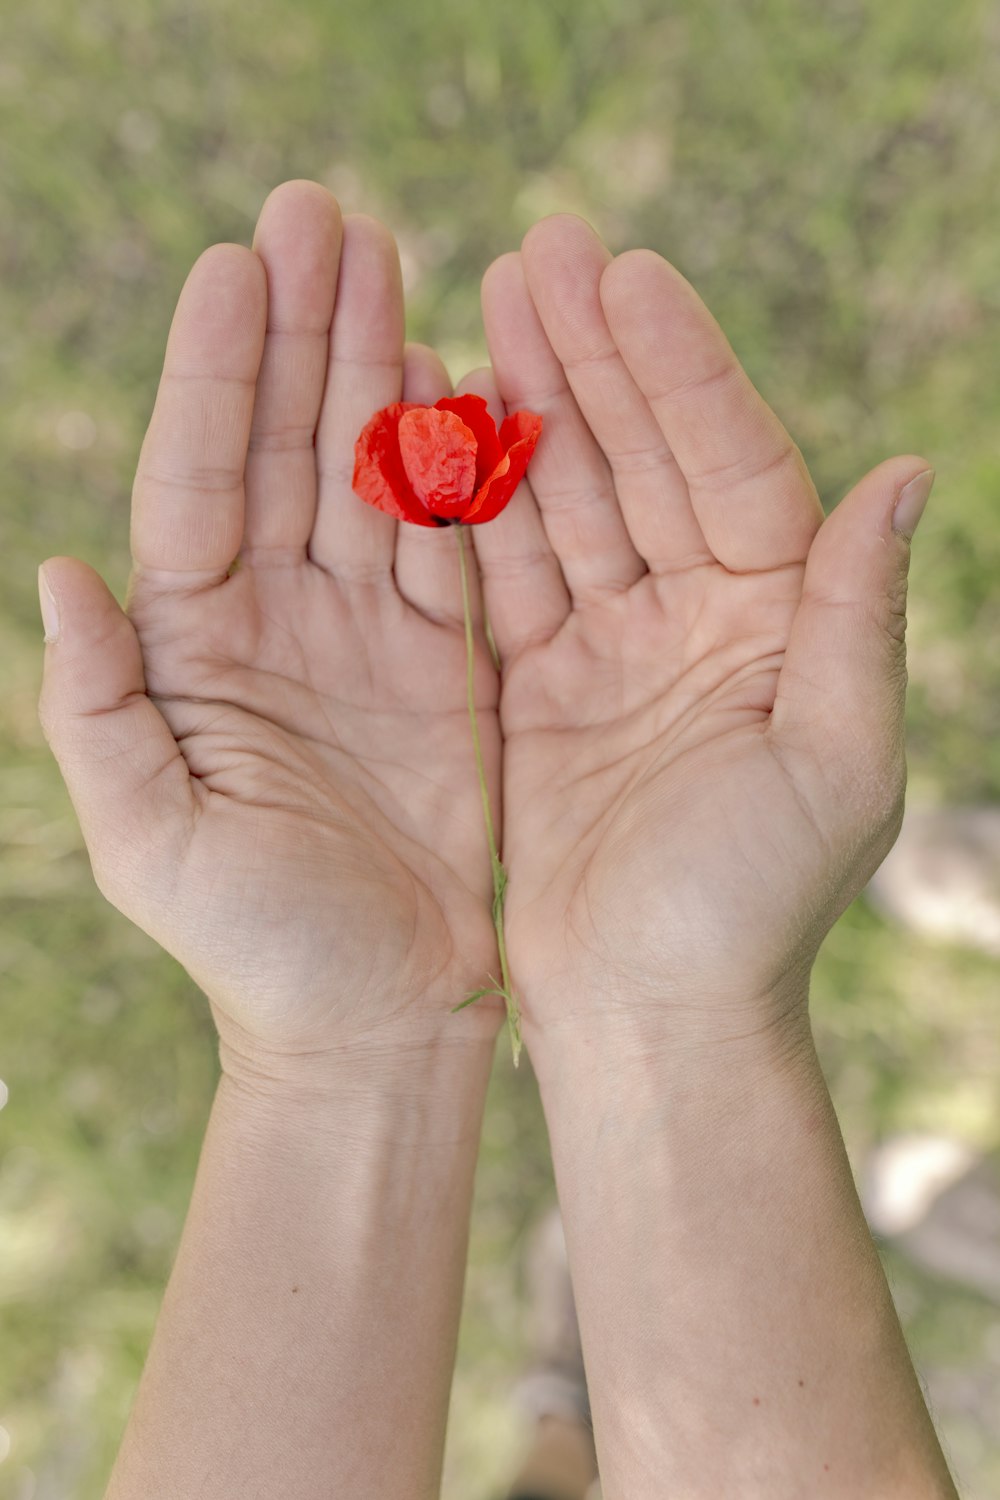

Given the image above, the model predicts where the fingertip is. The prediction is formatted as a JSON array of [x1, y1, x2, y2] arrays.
[[38, 552, 80, 582], [892, 463, 935, 540], [826, 455, 935, 540], [521, 215, 613, 298], [37, 554, 114, 609], [481, 251, 525, 312], [341, 212, 401, 262], [599, 247, 676, 315], [335, 215, 404, 316], [521, 211, 607, 260], [254, 178, 343, 230], [191, 240, 267, 292], [878, 454, 935, 504], [454, 364, 496, 394], [325, 214, 405, 371], [169, 244, 267, 377], [521, 216, 615, 360], [402, 343, 452, 404], [250, 183, 344, 318], [848, 453, 933, 497]]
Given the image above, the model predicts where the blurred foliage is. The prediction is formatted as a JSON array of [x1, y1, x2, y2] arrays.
[[1, 0, 998, 1494]]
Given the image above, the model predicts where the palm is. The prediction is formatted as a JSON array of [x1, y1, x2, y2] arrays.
[[472, 218, 907, 1024], [130, 561, 495, 1044], [501, 562, 815, 1005]]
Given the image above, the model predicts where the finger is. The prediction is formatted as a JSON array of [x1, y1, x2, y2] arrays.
[[37, 558, 195, 910], [130, 243, 267, 595], [459, 366, 572, 662], [242, 181, 343, 561], [481, 250, 645, 605], [521, 216, 710, 573], [391, 344, 475, 627], [311, 214, 404, 583], [600, 250, 824, 573], [769, 458, 934, 811]]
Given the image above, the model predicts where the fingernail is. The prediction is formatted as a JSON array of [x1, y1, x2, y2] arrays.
[[892, 468, 935, 538], [38, 565, 60, 642]]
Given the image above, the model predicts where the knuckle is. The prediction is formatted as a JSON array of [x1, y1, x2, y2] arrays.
[[882, 570, 910, 646]]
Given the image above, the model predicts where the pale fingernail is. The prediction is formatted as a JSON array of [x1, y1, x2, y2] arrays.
[[892, 469, 935, 539], [38, 565, 60, 642]]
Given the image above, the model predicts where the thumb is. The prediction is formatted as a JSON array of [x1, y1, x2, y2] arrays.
[[770, 457, 934, 804], [37, 557, 195, 907]]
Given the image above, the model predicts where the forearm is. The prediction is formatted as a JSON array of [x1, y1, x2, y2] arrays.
[[106, 1025, 494, 1500], [528, 998, 957, 1500]]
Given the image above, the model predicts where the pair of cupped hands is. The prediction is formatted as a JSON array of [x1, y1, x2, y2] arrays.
[[39, 180, 933, 1080]]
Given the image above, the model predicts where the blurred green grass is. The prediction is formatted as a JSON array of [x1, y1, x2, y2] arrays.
[[1, 0, 999, 1495]]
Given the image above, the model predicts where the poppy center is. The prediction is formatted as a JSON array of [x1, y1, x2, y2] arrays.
[[398, 407, 478, 516]]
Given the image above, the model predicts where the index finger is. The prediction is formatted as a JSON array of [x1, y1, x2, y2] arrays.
[[130, 243, 267, 593], [600, 250, 823, 573]]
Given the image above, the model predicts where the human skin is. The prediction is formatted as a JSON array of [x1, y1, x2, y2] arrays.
[[467, 214, 957, 1497], [38, 180, 504, 1499], [38, 177, 957, 1497]]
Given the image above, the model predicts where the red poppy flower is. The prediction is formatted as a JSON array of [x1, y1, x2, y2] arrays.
[[353, 394, 542, 527]]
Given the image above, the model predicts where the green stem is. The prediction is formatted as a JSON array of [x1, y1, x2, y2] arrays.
[[455, 524, 521, 1065]]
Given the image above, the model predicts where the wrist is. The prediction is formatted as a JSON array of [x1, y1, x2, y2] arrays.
[[522, 969, 814, 1090], [214, 1005, 498, 1152], [211, 977, 502, 1099]]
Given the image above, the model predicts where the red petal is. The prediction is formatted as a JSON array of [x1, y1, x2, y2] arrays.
[[464, 410, 543, 524], [499, 409, 543, 456], [353, 403, 439, 527], [434, 394, 504, 490], [398, 407, 478, 517]]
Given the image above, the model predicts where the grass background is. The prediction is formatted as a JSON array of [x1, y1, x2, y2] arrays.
[[2, 0, 999, 1494]]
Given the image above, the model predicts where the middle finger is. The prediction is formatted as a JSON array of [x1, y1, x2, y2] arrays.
[[481, 250, 645, 607], [521, 215, 711, 575]]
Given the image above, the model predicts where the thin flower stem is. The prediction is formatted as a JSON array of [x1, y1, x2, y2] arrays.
[[455, 524, 521, 1065]]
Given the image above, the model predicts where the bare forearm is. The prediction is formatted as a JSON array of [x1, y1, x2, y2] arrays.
[[106, 1029, 494, 1500], [529, 1001, 957, 1500]]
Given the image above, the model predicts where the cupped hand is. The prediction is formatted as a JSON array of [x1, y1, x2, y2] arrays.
[[470, 215, 932, 1040], [38, 182, 502, 1072]]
